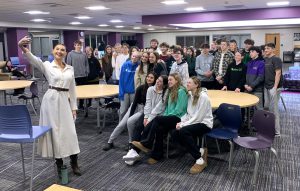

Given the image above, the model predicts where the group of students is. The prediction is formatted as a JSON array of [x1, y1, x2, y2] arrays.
[[100, 38, 283, 174], [17, 34, 283, 178]]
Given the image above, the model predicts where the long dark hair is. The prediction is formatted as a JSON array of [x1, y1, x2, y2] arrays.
[[142, 71, 157, 100], [160, 75, 168, 103], [138, 52, 149, 74]]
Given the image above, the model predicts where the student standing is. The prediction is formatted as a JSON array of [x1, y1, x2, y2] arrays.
[[66, 40, 89, 109], [264, 43, 283, 136], [170, 47, 189, 87], [222, 51, 246, 92]]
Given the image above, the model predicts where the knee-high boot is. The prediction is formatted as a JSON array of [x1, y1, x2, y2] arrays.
[[70, 154, 82, 176], [55, 158, 63, 179]]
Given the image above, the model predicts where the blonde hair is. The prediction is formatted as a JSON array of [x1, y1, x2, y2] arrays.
[[168, 73, 182, 103], [190, 76, 201, 106]]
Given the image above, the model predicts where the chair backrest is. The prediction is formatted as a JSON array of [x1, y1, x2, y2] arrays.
[[0, 105, 32, 136], [10, 57, 20, 66], [107, 79, 119, 85], [30, 81, 39, 97], [216, 103, 242, 131], [252, 110, 275, 142]]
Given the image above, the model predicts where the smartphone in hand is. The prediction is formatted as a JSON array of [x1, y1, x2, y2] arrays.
[[23, 33, 33, 47]]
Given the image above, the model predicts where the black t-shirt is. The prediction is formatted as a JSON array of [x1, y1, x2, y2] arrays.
[[223, 61, 246, 91], [264, 56, 283, 89]]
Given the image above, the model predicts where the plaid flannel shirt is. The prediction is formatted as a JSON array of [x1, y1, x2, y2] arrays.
[[212, 50, 234, 78]]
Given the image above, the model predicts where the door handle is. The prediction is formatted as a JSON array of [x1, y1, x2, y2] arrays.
[[274, 37, 277, 45]]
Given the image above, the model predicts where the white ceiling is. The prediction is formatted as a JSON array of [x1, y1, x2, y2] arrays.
[[0, 0, 300, 32]]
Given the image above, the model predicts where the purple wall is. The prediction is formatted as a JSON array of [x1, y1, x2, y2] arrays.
[[108, 32, 121, 45], [6, 28, 30, 71], [63, 30, 81, 52], [142, 6, 300, 26], [135, 33, 144, 49]]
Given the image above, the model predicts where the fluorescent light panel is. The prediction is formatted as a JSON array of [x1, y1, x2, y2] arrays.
[[184, 7, 205, 11], [75, 16, 92, 19], [170, 18, 300, 28], [115, 25, 124, 28], [85, 6, 109, 10], [98, 24, 109, 27], [161, 0, 187, 5], [31, 19, 47, 22], [110, 19, 123, 23], [24, 10, 50, 15], [267, 1, 290, 6], [69, 21, 82, 25]]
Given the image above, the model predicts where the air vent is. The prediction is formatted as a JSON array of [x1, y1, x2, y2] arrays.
[[224, 4, 245, 9], [40, 3, 66, 7], [107, 13, 124, 16]]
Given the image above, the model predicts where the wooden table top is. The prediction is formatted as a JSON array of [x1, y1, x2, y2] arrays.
[[208, 90, 259, 109], [76, 84, 119, 99], [0, 80, 33, 91], [44, 184, 81, 191]]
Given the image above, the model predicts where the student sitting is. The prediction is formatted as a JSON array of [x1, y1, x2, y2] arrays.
[[221, 51, 247, 92], [123, 75, 169, 165], [132, 73, 188, 164], [172, 77, 213, 174], [103, 72, 157, 151]]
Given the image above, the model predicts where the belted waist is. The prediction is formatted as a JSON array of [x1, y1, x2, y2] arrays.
[[49, 86, 69, 91]]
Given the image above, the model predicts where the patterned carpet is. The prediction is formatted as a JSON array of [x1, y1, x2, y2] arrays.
[[0, 82, 299, 191]]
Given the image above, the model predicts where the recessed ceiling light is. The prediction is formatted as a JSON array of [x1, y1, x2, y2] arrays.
[[170, 18, 300, 28], [85, 6, 109, 10], [69, 21, 82, 25], [161, 0, 187, 5], [75, 16, 92, 19], [31, 19, 48, 22], [175, 27, 179, 29], [184, 7, 205, 11], [133, 27, 141, 29], [110, 19, 123, 23], [115, 26, 124, 28], [267, 1, 290, 6], [98, 24, 109, 27], [24, 10, 50, 15], [148, 28, 155, 31]]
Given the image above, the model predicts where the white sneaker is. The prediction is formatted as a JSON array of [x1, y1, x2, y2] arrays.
[[122, 149, 140, 160], [196, 157, 204, 165], [125, 160, 135, 166]]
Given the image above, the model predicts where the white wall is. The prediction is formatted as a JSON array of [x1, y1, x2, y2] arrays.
[[143, 27, 300, 59]]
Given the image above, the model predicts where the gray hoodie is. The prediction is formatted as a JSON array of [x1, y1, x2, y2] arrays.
[[144, 85, 168, 122]]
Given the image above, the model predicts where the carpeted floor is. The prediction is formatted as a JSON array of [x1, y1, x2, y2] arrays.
[[0, 81, 299, 191]]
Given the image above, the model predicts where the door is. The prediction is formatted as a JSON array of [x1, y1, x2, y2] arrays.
[[265, 33, 280, 56]]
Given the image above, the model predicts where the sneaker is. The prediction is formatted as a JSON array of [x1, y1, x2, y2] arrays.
[[147, 158, 158, 165], [131, 141, 150, 153], [125, 160, 135, 166], [123, 149, 140, 160], [189, 157, 207, 174], [103, 143, 114, 151], [275, 133, 281, 137]]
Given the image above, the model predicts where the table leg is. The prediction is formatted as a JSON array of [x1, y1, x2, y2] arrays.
[[247, 107, 251, 131], [1, 90, 7, 105], [97, 99, 102, 134], [84, 99, 88, 118]]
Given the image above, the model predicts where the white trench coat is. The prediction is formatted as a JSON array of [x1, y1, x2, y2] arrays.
[[25, 52, 80, 158]]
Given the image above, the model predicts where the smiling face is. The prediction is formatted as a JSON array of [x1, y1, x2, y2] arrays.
[[250, 50, 258, 59], [53, 44, 67, 61], [168, 75, 177, 88], [186, 78, 198, 91], [220, 42, 228, 52], [173, 51, 183, 62], [141, 52, 149, 63], [106, 47, 112, 54], [156, 76, 163, 88], [74, 43, 82, 52], [131, 51, 140, 63], [146, 73, 155, 85], [264, 46, 274, 57], [149, 53, 157, 64], [235, 51, 243, 62]]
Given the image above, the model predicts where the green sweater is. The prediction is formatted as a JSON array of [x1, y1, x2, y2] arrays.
[[164, 87, 188, 118]]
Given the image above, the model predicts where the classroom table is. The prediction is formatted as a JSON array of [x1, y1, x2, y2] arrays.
[[76, 84, 119, 132], [0, 80, 33, 105]]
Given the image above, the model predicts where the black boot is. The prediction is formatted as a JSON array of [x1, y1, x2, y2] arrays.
[[55, 158, 63, 179], [70, 154, 82, 176]]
